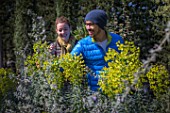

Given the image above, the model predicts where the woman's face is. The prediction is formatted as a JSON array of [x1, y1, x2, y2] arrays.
[[56, 22, 71, 42]]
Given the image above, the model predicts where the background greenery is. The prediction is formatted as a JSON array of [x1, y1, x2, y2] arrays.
[[0, 0, 170, 112]]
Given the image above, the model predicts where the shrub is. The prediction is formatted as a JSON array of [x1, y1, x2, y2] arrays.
[[0, 68, 16, 100], [146, 64, 169, 98], [98, 41, 142, 97]]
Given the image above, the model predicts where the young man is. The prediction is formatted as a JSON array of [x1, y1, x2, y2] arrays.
[[71, 9, 124, 91]]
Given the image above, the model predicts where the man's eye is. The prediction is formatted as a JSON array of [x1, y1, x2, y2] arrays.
[[86, 23, 94, 26]]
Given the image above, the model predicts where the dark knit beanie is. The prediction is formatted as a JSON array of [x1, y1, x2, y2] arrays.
[[85, 9, 107, 30]]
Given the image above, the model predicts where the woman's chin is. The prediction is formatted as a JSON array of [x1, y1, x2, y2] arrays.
[[61, 37, 68, 41]]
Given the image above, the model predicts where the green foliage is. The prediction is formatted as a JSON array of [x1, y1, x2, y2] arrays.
[[99, 41, 142, 97], [35, 0, 56, 41], [14, 0, 33, 75], [27, 11, 47, 43], [1, 0, 170, 112], [25, 41, 87, 89], [76, 0, 170, 72], [136, 64, 170, 98], [0, 0, 15, 69], [98, 40, 170, 112], [117, 91, 170, 113], [73, 22, 88, 40], [25, 41, 62, 90], [148, 0, 170, 72], [1, 39, 170, 113], [0, 68, 16, 101], [2, 0, 170, 73], [99, 40, 169, 100]]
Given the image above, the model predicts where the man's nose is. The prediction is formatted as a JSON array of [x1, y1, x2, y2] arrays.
[[86, 25, 90, 29]]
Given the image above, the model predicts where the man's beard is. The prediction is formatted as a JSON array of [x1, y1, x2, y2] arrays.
[[92, 28, 101, 40]]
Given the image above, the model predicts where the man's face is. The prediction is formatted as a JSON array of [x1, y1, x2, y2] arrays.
[[85, 21, 101, 38], [56, 22, 71, 42]]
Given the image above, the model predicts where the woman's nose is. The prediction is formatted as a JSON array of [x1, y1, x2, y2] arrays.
[[61, 30, 65, 34]]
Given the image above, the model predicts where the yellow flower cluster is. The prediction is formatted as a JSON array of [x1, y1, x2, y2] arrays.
[[98, 41, 142, 97], [146, 64, 169, 98], [59, 54, 86, 86], [25, 41, 86, 90]]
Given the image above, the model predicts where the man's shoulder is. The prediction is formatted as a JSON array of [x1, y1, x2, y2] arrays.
[[109, 32, 122, 39], [109, 32, 123, 43], [78, 36, 92, 44], [71, 36, 92, 55]]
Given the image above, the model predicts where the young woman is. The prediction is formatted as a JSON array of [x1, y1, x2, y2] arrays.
[[49, 16, 77, 56]]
